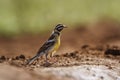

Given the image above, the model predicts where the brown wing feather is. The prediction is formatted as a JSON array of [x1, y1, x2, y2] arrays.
[[37, 34, 55, 54]]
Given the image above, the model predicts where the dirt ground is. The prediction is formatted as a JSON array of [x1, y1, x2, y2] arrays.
[[0, 18, 120, 80]]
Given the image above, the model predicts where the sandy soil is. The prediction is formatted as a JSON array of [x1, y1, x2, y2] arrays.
[[0, 18, 120, 80]]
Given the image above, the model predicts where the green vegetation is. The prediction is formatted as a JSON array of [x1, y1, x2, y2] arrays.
[[0, 0, 120, 36]]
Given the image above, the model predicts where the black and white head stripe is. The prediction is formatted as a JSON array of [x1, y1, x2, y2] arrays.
[[54, 24, 65, 32]]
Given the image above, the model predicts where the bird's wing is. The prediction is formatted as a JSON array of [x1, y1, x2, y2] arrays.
[[37, 39, 55, 54]]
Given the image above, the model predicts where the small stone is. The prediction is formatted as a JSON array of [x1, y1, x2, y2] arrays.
[[0, 56, 6, 60]]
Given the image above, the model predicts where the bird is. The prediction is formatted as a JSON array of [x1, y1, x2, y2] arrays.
[[26, 24, 67, 65]]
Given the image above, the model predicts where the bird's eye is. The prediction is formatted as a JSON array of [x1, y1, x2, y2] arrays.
[[57, 26, 63, 30], [55, 24, 64, 31]]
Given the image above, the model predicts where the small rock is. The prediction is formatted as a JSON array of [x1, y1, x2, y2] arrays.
[[15, 54, 25, 60], [105, 49, 120, 56], [0, 56, 6, 60]]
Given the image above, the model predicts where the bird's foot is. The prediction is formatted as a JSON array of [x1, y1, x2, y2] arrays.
[[42, 61, 52, 67]]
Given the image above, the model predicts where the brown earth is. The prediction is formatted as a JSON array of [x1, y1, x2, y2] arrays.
[[0, 18, 120, 80]]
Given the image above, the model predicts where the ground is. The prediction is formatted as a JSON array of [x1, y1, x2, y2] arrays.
[[0, 18, 120, 80]]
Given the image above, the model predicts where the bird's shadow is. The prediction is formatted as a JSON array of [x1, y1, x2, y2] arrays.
[[41, 62, 52, 67], [41, 60, 58, 67]]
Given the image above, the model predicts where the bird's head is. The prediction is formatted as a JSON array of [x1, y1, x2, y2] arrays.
[[54, 24, 67, 32]]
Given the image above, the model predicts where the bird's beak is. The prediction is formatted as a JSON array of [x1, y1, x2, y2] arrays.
[[63, 25, 67, 28]]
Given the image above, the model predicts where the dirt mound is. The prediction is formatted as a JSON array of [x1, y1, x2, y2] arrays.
[[0, 45, 119, 69]]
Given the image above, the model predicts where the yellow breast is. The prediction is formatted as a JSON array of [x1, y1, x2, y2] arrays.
[[49, 34, 60, 57], [54, 36, 60, 51]]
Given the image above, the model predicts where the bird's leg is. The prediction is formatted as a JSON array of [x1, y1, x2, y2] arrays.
[[45, 53, 48, 64], [50, 51, 57, 63], [43, 53, 52, 67], [50, 51, 56, 57]]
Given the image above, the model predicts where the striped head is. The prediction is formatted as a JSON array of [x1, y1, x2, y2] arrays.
[[54, 24, 67, 32]]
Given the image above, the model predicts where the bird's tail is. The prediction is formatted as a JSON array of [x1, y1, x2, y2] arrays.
[[26, 54, 40, 65]]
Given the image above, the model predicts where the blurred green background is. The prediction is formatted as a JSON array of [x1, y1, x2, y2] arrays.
[[0, 0, 120, 36]]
